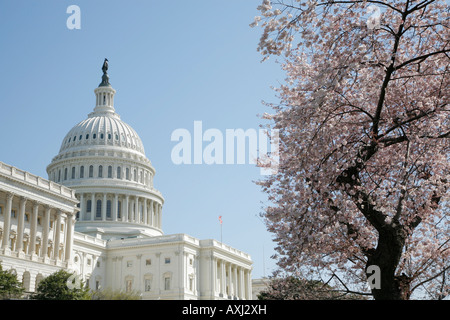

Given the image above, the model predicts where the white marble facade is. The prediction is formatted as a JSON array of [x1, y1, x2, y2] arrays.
[[0, 66, 252, 299]]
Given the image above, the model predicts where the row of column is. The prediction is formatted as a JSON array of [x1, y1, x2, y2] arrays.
[[0, 192, 75, 262], [77, 193, 162, 229], [212, 257, 251, 300]]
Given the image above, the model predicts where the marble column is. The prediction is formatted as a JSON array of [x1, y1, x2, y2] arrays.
[[16, 197, 27, 253], [113, 194, 118, 221], [65, 214, 75, 262], [102, 193, 107, 221], [148, 200, 153, 226], [29, 202, 39, 255], [124, 195, 129, 222], [53, 210, 62, 260], [41, 206, 51, 258], [91, 193, 95, 221], [1, 193, 13, 250], [79, 193, 84, 221], [143, 198, 148, 225]]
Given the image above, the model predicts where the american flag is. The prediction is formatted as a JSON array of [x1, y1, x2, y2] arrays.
[[219, 216, 223, 224]]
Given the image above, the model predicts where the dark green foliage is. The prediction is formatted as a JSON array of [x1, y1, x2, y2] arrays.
[[32, 269, 91, 300], [0, 264, 24, 299]]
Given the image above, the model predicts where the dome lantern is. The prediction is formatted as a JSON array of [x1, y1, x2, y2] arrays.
[[92, 58, 117, 116]]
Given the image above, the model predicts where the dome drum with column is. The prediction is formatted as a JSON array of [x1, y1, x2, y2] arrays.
[[46, 62, 164, 240]]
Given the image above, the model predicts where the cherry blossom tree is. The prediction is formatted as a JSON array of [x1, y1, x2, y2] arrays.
[[253, 0, 449, 300]]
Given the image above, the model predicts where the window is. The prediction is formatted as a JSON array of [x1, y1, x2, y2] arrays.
[[164, 277, 170, 290], [97, 261, 101, 268], [98, 165, 103, 178], [100, 133, 104, 139], [189, 277, 193, 291], [79, 135, 82, 140], [73, 136, 76, 141], [117, 201, 121, 219], [25, 213, 29, 222], [134, 169, 137, 182], [71, 167, 75, 179], [86, 134, 89, 139], [80, 166, 84, 178], [108, 133, 111, 140], [58, 170, 61, 182], [126, 280, 132, 293], [108, 166, 112, 178], [93, 133, 97, 139], [106, 200, 111, 219], [126, 168, 130, 180], [96, 281, 100, 290], [89, 165, 94, 178], [145, 259, 151, 266], [87, 258, 91, 265], [117, 167, 121, 179], [127, 261, 133, 268], [11, 210, 17, 218], [64, 168, 68, 180], [96, 200, 102, 218], [189, 258, 193, 266], [0, 206, 3, 215], [37, 217, 41, 225], [165, 258, 171, 264], [145, 279, 151, 292], [87, 200, 92, 213]]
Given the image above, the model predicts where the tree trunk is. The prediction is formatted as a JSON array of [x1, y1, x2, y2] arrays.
[[366, 227, 412, 300]]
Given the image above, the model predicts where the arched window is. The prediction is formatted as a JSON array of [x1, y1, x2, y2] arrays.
[[117, 167, 121, 179], [58, 170, 61, 182], [106, 200, 112, 219], [126, 168, 130, 180], [89, 165, 94, 178], [96, 200, 102, 219], [64, 168, 68, 180], [80, 166, 84, 178], [98, 165, 103, 178], [117, 201, 121, 219], [71, 167, 76, 179], [108, 166, 112, 178], [87, 200, 92, 213], [134, 169, 137, 182]]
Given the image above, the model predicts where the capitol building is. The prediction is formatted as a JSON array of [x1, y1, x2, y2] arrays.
[[0, 61, 253, 300]]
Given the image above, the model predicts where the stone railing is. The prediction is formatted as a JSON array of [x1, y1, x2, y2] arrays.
[[0, 161, 76, 199]]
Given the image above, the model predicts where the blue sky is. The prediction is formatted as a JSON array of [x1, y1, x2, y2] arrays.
[[0, 0, 285, 279]]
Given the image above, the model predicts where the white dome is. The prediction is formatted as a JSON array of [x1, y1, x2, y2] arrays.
[[59, 111, 146, 156]]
